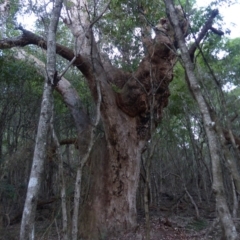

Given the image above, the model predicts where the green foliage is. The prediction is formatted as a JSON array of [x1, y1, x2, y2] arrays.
[[196, 36, 240, 88], [224, 86, 240, 125], [230, 86, 240, 97], [0, 181, 16, 200], [111, 83, 121, 93], [220, 38, 240, 85], [64, 0, 74, 9], [187, 218, 208, 231], [95, 0, 167, 69], [0, 54, 43, 99], [0, 54, 44, 157], [168, 62, 195, 116]]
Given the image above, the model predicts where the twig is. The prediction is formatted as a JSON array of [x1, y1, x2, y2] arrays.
[[184, 186, 200, 219], [89, 0, 111, 29], [59, 56, 76, 78], [54, 218, 61, 240]]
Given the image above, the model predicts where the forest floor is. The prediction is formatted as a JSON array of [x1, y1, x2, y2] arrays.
[[1, 198, 239, 239], [1, 211, 235, 240], [114, 214, 221, 240]]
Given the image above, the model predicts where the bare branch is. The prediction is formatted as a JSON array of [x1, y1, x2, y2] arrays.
[[0, 27, 94, 81], [59, 56, 76, 78], [89, 0, 111, 29]]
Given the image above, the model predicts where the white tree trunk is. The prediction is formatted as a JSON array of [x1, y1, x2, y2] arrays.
[[20, 1, 63, 239], [164, 1, 238, 239], [16, 48, 92, 240]]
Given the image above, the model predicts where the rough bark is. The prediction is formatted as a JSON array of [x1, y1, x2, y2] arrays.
[[0, 15, 184, 240], [71, 51, 102, 240], [0, 2, 216, 238], [61, 1, 178, 238], [80, 134, 145, 239], [164, 1, 238, 239], [19, 1, 63, 239]]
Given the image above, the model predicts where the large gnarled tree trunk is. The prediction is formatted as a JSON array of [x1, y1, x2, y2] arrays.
[[0, 1, 223, 238], [62, 1, 177, 238]]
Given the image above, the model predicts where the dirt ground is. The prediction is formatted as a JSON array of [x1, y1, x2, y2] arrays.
[[1, 195, 239, 240], [113, 215, 221, 240], [0, 212, 232, 240]]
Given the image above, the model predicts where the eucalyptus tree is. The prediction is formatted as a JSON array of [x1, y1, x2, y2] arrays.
[[0, 0, 229, 238]]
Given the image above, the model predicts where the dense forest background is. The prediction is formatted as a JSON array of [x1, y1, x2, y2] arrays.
[[0, 0, 240, 239]]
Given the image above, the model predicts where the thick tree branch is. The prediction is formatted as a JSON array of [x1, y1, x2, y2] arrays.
[[188, 9, 222, 60], [182, 9, 223, 98], [0, 27, 102, 99], [15, 49, 91, 151], [0, 27, 92, 79]]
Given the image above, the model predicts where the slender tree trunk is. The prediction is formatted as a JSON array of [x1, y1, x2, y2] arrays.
[[20, 1, 63, 239], [143, 145, 156, 240], [231, 176, 238, 218], [143, 135, 159, 240], [164, 1, 238, 239], [20, 82, 53, 240], [144, 161, 151, 240], [50, 118, 68, 240], [59, 146, 69, 240], [216, 124, 240, 195], [71, 60, 102, 240]]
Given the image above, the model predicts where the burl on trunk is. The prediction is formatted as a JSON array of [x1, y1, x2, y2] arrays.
[[79, 16, 179, 239]]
